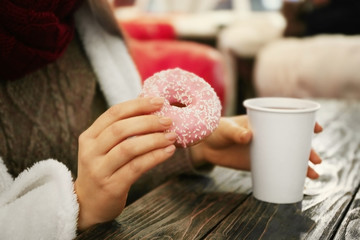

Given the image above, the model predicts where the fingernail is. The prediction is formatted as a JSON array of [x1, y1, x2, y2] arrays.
[[159, 117, 172, 126], [239, 130, 251, 142], [150, 97, 165, 106], [164, 144, 176, 153], [242, 129, 250, 136], [165, 132, 177, 141]]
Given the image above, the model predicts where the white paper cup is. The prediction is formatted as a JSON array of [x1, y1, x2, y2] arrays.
[[243, 97, 320, 204]]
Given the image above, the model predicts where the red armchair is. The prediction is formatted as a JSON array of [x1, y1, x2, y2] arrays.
[[118, 16, 228, 114]]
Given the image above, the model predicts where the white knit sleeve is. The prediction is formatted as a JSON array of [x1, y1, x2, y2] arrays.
[[0, 159, 79, 240]]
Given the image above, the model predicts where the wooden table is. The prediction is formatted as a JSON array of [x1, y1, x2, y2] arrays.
[[76, 99, 360, 240]]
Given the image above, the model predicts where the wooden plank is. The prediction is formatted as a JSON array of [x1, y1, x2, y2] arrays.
[[333, 186, 360, 240], [205, 100, 360, 240], [76, 167, 253, 239], [75, 221, 122, 240]]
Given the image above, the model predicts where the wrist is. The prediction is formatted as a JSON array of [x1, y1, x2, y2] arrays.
[[74, 181, 97, 231]]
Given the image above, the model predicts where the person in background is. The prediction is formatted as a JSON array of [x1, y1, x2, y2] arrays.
[[282, 0, 360, 37], [0, 0, 323, 239], [303, 0, 360, 36]]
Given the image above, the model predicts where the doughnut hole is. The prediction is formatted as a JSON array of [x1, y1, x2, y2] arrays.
[[167, 87, 194, 109], [170, 102, 186, 108]]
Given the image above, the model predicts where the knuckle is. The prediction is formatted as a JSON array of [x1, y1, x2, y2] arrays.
[[149, 150, 158, 161], [97, 176, 111, 191], [107, 104, 122, 119], [128, 160, 142, 174], [147, 150, 161, 165], [143, 115, 163, 131], [102, 181, 124, 200], [87, 167, 100, 182], [102, 187, 119, 200], [78, 148, 96, 170], [118, 143, 132, 157], [110, 122, 124, 136], [139, 96, 150, 106], [151, 116, 162, 128], [78, 148, 91, 165], [78, 131, 89, 144], [78, 134, 93, 163]]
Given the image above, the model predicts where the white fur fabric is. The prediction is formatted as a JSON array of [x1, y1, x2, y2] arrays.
[[75, 3, 142, 106], [218, 12, 285, 57], [254, 35, 360, 99], [0, 159, 78, 240]]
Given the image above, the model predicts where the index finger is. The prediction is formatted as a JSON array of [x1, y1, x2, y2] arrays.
[[86, 97, 165, 138], [314, 122, 323, 133]]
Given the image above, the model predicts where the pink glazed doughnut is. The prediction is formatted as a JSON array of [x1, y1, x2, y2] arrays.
[[141, 68, 222, 147]]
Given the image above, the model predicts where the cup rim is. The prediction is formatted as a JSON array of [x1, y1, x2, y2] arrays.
[[243, 97, 321, 113]]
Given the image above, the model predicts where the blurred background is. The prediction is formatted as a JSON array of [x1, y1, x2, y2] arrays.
[[110, 0, 360, 115]]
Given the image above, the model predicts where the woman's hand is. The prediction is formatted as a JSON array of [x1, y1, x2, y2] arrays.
[[190, 115, 323, 179], [74, 97, 176, 231]]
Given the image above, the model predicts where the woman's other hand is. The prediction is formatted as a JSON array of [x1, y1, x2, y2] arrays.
[[191, 115, 323, 179]]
